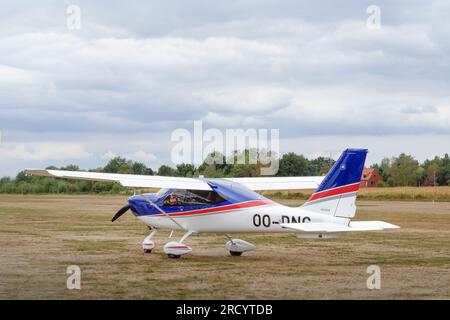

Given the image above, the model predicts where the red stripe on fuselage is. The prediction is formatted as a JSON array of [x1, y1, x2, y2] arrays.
[[306, 183, 360, 202], [154, 199, 274, 218]]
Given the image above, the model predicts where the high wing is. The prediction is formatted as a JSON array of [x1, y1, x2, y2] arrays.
[[224, 176, 324, 191], [281, 221, 399, 233], [26, 169, 324, 191], [25, 169, 213, 190]]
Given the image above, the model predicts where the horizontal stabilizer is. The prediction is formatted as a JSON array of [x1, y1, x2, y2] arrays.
[[281, 221, 399, 233]]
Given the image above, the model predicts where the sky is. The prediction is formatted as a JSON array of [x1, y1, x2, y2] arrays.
[[1, 0, 450, 177]]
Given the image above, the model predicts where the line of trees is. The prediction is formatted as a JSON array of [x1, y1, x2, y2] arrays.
[[0, 151, 449, 194], [372, 153, 450, 187]]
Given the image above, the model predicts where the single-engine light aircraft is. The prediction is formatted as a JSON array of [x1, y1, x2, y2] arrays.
[[27, 148, 399, 258]]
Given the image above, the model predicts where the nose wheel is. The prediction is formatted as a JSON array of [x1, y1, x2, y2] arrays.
[[142, 228, 157, 253]]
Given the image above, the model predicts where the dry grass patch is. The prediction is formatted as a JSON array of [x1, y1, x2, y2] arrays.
[[0, 195, 448, 299]]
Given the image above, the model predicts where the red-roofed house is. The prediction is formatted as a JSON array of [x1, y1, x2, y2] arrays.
[[360, 168, 383, 188]]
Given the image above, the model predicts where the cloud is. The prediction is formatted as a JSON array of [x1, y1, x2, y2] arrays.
[[0, 1, 450, 176], [128, 150, 157, 163], [401, 105, 438, 114], [1, 30, 448, 134], [101, 149, 156, 164], [101, 150, 118, 160], [0, 142, 92, 162]]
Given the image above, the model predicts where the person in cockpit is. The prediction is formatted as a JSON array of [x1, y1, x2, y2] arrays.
[[166, 193, 178, 206]]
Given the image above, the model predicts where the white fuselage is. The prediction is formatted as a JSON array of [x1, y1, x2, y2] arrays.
[[136, 202, 346, 233]]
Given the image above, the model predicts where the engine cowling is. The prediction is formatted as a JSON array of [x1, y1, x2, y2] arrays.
[[225, 239, 256, 253]]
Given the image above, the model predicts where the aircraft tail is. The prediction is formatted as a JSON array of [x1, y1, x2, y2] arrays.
[[301, 148, 367, 218]]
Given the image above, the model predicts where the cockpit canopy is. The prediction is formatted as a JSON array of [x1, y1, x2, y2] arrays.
[[159, 188, 228, 207]]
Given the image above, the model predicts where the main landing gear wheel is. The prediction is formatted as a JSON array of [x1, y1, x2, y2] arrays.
[[225, 238, 256, 256], [144, 249, 152, 254], [163, 231, 194, 259]]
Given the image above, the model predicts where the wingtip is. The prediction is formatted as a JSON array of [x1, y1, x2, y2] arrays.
[[23, 169, 53, 177]]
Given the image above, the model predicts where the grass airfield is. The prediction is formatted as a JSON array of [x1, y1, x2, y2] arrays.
[[0, 194, 448, 299]]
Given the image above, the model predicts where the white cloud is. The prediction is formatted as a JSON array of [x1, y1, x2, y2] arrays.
[[128, 150, 157, 163], [0, 142, 92, 162], [101, 150, 118, 160], [101, 149, 156, 164], [0, 1, 450, 176]]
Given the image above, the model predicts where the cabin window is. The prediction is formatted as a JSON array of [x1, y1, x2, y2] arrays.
[[163, 189, 227, 206], [183, 190, 227, 205], [163, 189, 186, 206]]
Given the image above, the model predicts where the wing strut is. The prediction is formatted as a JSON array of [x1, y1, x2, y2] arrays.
[[139, 194, 187, 231]]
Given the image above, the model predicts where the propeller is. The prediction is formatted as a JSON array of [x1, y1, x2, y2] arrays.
[[111, 205, 131, 222]]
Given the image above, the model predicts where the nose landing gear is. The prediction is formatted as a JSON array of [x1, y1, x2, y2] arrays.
[[142, 228, 157, 253]]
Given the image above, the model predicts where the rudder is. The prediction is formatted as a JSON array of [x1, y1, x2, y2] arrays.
[[301, 148, 367, 218]]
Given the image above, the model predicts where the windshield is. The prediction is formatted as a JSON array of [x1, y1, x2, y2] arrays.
[[156, 188, 169, 199]]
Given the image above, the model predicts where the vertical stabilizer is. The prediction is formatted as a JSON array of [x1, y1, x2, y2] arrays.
[[301, 149, 367, 218]]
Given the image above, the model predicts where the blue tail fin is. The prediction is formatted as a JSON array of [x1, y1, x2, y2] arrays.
[[315, 148, 368, 193], [302, 149, 368, 218]]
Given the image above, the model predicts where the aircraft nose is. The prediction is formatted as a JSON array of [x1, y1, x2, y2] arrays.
[[127, 195, 143, 214], [128, 194, 158, 216]]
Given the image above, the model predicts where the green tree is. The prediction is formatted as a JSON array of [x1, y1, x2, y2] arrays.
[[199, 164, 226, 178], [308, 157, 335, 176], [423, 159, 441, 186], [0, 177, 11, 184], [176, 163, 196, 177], [389, 153, 420, 186], [116, 162, 132, 173], [60, 165, 80, 171], [227, 149, 260, 177], [416, 166, 425, 186], [103, 157, 130, 173], [16, 170, 32, 183], [131, 162, 153, 175], [157, 165, 177, 176], [378, 158, 392, 184], [438, 154, 450, 186], [198, 151, 230, 177], [277, 152, 309, 176]]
